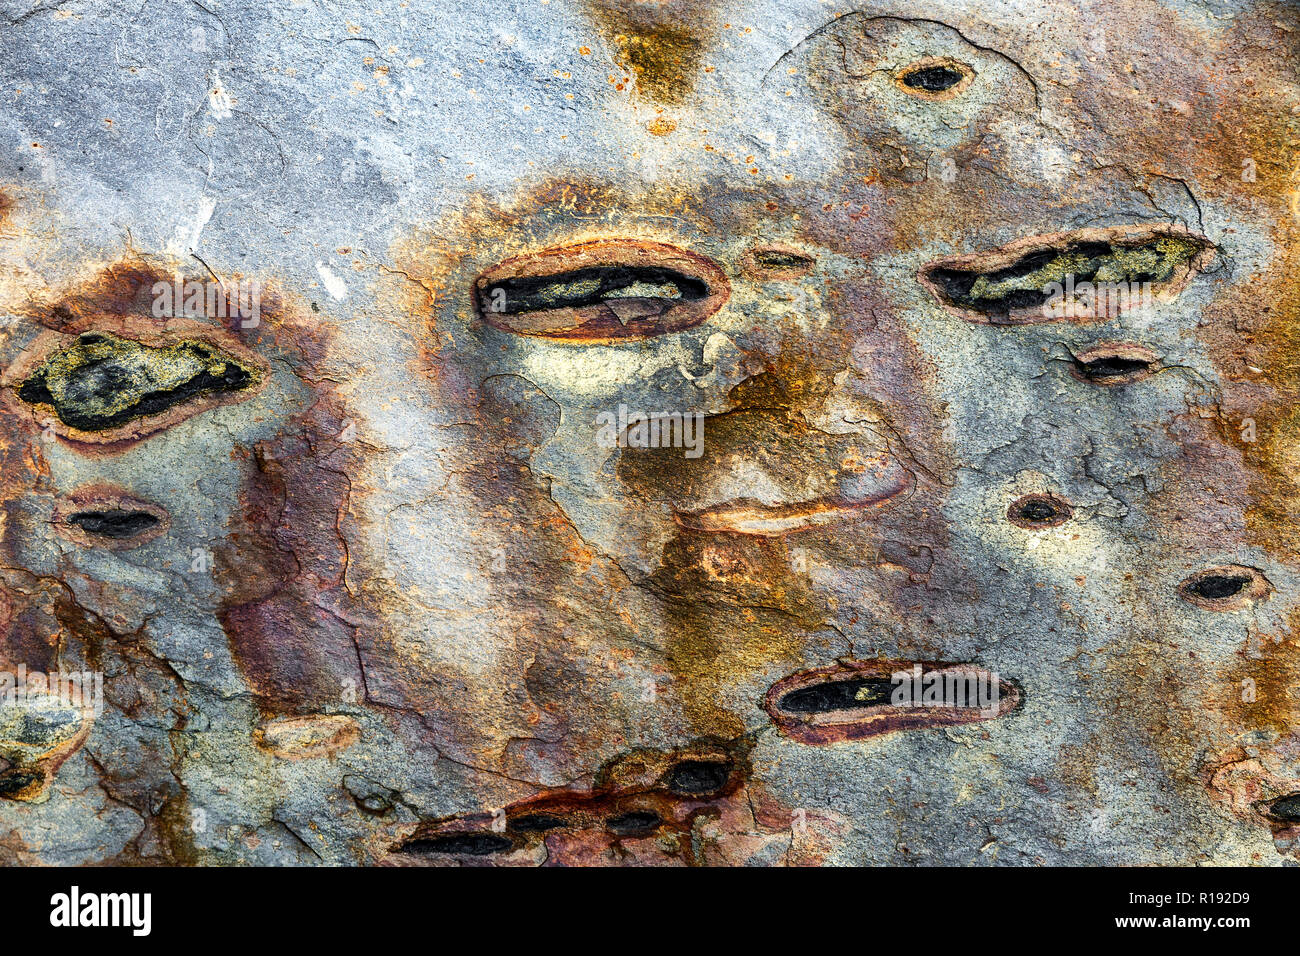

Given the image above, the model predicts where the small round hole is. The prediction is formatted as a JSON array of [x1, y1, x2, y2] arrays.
[[1007, 493, 1073, 529]]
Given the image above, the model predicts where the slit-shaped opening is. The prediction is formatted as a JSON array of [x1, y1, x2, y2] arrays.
[[0, 769, 44, 799], [777, 678, 894, 714], [918, 225, 1214, 324], [508, 813, 568, 833], [1007, 493, 1073, 529], [0, 696, 93, 801], [475, 239, 730, 341], [605, 810, 663, 838], [741, 245, 816, 281], [1178, 564, 1272, 611], [17, 332, 258, 432], [67, 509, 159, 539], [895, 57, 975, 99], [765, 661, 1021, 745], [394, 832, 515, 856], [52, 486, 170, 550], [1069, 343, 1159, 386]]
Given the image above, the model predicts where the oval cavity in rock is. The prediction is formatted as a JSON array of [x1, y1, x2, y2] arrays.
[[52, 486, 171, 549], [764, 661, 1021, 745], [1177, 565, 1272, 611], [396, 832, 514, 856], [896, 57, 974, 98], [12, 330, 263, 442], [474, 239, 730, 341], [1007, 493, 1073, 529]]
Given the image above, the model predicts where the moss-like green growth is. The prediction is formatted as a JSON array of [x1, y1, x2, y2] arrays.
[[16, 331, 257, 432]]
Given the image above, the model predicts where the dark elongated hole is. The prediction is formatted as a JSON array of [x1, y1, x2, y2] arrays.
[[1265, 793, 1300, 824], [929, 246, 1077, 310], [1189, 575, 1250, 600], [509, 813, 567, 833], [16, 711, 78, 740], [924, 236, 1206, 319], [480, 266, 709, 316], [67, 509, 160, 539], [902, 66, 964, 92], [606, 810, 663, 837], [1179, 565, 1270, 610], [1073, 355, 1153, 381], [778, 678, 895, 714], [397, 832, 513, 856], [663, 759, 732, 796]]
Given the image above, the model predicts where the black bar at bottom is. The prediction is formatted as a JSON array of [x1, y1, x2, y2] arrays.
[[0, 864, 1275, 945]]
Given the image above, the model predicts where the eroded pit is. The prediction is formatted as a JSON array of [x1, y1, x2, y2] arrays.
[[0, 697, 93, 801], [67, 509, 159, 539], [606, 810, 663, 838], [1263, 794, 1300, 824], [896, 58, 974, 97], [388, 740, 752, 864], [1070, 343, 1159, 386], [919, 226, 1212, 324], [765, 661, 1021, 745], [474, 239, 730, 341], [777, 678, 895, 714], [1178, 565, 1272, 611], [662, 759, 734, 796], [0, 769, 44, 799], [508, 813, 567, 833], [52, 487, 170, 549], [486, 265, 706, 314], [1007, 493, 1073, 529], [395, 832, 515, 856], [15, 331, 261, 440], [741, 245, 816, 280]]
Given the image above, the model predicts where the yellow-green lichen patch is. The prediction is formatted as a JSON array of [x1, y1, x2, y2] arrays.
[[923, 231, 1211, 322], [0, 697, 92, 801], [16, 331, 259, 433]]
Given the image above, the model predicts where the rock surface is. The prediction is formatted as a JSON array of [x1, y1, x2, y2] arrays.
[[0, 0, 1298, 865]]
